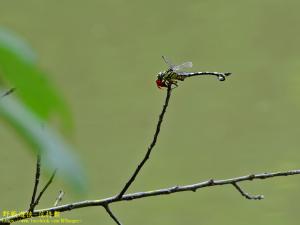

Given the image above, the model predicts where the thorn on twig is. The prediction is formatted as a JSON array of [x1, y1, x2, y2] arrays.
[[248, 174, 255, 180], [232, 182, 264, 200], [29, 154, 41, 212], [260, 172, 269, 179], [172, 185, 179, 190], [208, 179, 215, 185], [168, 186, 179, 193], [103, 205, 123, 225]]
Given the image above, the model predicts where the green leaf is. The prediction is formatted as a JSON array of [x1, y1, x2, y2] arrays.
[[0, 27, 72, 130], [0, 28, 86, 193], [0, 27, 36, 64], [0, 92, 87, 193]]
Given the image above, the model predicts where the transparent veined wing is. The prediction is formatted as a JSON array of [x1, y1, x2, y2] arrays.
[[162, 56, 193, 71], [162, 56, 174, 68], [172, 61, 193, 71]]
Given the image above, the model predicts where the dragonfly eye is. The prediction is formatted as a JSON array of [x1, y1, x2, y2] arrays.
[[157, 71, 164, 79], [156, 79, 166, 89]]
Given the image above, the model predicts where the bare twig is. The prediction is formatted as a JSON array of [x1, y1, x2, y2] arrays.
[[103, 205, 123, 225], [29, 154, 41, 212], [2, 169, 300, 224], [54, 190, 65, 207], [33, 169, 57, 207], [117, 85, 172, 199], [232, 182, 264, 200]]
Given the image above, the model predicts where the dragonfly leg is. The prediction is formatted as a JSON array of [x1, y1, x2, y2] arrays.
[[171, 85, 178, 90], [166, 79, 178, 87], [171, 80, 179, 89]]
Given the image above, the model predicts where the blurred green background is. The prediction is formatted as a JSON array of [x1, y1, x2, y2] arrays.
[[1, 0, 300, 224]]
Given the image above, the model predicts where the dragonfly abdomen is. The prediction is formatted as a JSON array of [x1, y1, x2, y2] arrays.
[[177, 71, 231, 81], [180, 71, 231, 77]]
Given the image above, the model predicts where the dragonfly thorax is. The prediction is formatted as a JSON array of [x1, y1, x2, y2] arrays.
[[157, 71, 165, 80]]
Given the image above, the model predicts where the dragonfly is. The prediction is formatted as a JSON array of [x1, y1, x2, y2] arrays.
[[156, 56, 231, 89]]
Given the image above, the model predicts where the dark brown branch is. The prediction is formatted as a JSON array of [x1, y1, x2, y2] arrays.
[[2, 169, 300, 224], [33, 169, 57, 207], [232, 182, 264, 200], [103, 205, 123, 225], [29, 154, 41, 212], [117, 85, 172, 199]]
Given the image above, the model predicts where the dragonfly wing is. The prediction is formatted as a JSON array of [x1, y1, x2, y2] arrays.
[[172, 62, 193, 71], [162, 56, 174, 68]]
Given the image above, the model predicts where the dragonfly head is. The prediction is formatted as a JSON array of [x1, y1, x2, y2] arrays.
[[156, 79, 164, 89], [156, 72, 167, 89], [157, 71, 164, 80]]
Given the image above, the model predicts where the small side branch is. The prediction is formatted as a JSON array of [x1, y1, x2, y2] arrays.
[[29, 154, 41, 212], [28, 155, 57, 211], [232, 182, 264, 200], [103, 205, 123, 225], [117, 85, 173, 198], [33, 169, 57, 207], [54, 190, 64, 207]]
